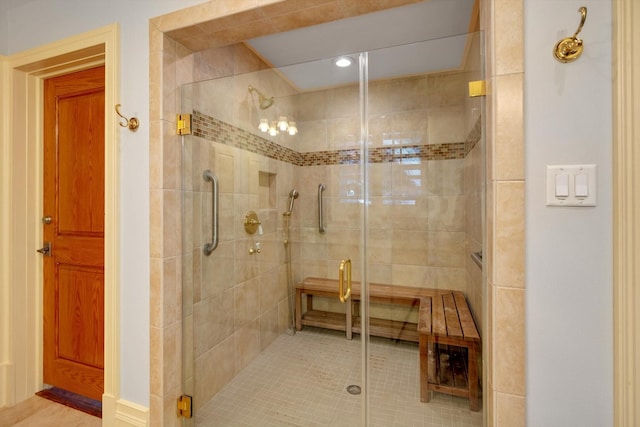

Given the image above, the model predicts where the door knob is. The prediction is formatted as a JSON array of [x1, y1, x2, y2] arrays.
[[42, 216, 52, 224], [37, 242, 52, 257]]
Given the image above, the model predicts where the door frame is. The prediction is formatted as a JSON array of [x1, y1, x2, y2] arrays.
[[613, 0, 640, 425], [0, 24, 120, 424]]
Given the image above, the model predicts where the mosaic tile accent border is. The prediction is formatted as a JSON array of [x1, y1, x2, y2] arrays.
[[193, 111, 302, 165], [192, 111, 481, 166]]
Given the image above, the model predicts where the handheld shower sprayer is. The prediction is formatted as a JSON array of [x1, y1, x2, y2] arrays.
[[286, 189, 299, 215]]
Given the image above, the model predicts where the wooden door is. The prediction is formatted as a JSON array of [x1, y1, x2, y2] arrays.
[[42, 66, 105, 401]]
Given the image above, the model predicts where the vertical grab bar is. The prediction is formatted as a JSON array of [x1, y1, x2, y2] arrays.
[[318, 183, 326, 233], [203, 170, 218, 255]]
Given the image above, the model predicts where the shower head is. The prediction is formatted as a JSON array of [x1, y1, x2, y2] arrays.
[[287, 189, 299, 214], [248, 85, 275, 110]]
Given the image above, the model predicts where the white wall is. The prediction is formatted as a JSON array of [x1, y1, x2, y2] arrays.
[[525, 1, 613, 426], [0, 0, 202, 406]]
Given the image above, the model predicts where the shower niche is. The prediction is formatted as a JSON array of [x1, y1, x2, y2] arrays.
[[259, 171, 276, 210]]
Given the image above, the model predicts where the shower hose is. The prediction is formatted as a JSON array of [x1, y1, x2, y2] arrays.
[[283, 213, 296, 335]]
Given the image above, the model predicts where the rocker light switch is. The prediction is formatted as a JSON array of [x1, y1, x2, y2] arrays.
[[575, 174, 588, 198], [555, 174, 569, 197], [546, 165, 597, 207]]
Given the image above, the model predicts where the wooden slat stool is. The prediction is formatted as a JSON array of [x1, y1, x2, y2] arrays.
[[418, 292, 481, 411]]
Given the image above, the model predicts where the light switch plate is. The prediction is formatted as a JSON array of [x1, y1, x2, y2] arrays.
[[546, 164, 597, 207]]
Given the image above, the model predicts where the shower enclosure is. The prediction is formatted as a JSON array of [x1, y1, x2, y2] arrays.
[[180, 28, 485, 426]]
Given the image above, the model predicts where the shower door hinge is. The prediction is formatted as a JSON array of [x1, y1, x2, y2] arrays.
[[177, 394, 193, 418], [468, 80, 487, 97], [177, 113, 192, 135]]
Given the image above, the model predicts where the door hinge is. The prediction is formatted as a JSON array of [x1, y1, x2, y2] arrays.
[[177, 394, 193, 418], [177, 113, 192, 135], [468, 80, 487, 98]]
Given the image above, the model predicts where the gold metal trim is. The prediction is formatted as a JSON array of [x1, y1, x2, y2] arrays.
[[177, 395, 193, 418], [554, 7, 588, 63], [177, 113, 192, 135], [468, 80, 486, 97], [339, 259, 352, 303], [244, 211, 261, 235]]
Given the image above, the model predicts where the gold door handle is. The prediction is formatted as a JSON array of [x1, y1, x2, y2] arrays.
[[339, 259, 352, 303]]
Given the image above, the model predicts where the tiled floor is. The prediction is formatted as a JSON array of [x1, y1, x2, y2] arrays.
[[0, 329, 482, 427], [0, 395, 101, 427], [196, 328, 483, 427]]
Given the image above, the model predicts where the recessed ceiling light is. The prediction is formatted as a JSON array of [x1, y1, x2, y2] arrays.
[[333, 56, 353, 68]]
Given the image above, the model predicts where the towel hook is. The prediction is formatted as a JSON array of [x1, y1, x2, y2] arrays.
[[554, 6, 587, 63], [115, 104, 140, 131]]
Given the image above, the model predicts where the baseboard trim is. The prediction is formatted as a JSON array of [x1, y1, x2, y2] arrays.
[[103, 395, 149, 427], [0, 362, 14, 407]]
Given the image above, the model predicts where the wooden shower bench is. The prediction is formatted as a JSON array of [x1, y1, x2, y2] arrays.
[[295, 277, 481, 411]]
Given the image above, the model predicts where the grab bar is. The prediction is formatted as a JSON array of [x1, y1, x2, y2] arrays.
[[318, 183, 326, 233], [203, 170, 219, 255]]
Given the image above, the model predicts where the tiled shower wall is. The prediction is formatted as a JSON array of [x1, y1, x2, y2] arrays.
[[150, 0, 525, 425], [181, 45, 483, 409], [293, 73, 483, 325], [291, 33, 483, 327], [180, 45, 299, 412]]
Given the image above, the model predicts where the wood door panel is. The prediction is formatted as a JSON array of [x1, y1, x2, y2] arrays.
[[57, 92, 105, 235], [53, 236, 104, 266], [44, 358, 104, 401], [57, 264, 104, 368], [43, 66, 105, 402]]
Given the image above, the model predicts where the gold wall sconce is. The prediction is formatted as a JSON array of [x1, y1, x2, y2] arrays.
[[115, 104, 140, 131], [554, 6, 587, 63]]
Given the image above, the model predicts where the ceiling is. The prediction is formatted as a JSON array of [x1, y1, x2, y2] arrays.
[[246, 0, 476, 91]]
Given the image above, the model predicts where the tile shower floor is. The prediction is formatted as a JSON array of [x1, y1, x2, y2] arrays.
[[196, 327, 483, 427]]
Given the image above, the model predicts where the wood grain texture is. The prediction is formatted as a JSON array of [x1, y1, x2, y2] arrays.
[[43, 66, 105, 402]]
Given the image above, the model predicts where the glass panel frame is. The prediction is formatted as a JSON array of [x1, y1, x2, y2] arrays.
[[180, 30, 485, 426]]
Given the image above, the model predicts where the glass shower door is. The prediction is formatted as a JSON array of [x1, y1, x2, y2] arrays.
[[180, 30, 484, 426], [360, 31, 485, 426], [180, 53, 366, 425]]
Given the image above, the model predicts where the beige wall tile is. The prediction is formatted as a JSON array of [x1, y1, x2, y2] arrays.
[[162, 189, 181, 258], [260, 268, 280, 315], [150, 190, 163, 259], [434, 267, 466, 290], [150, 326, 163, 393], [163, 257, 180, 326], [234, 277, 260, 328], [182, 313, 194, 385], [234, 319, 261, 373], [194, 290, 235, 357], [494, 286, 525, 395], [494, 0, 524, 75], [496, 392, 526, 427], [163, 122, 181, 190], [149, 121, 162, 190], [485, 379, 495, 427], [494, 73, 524, 181], [391, 230, 429, 265], [495, 181, 525, 288], [259, 307, 279, 349], [194, 336, 235, 410], [162, 38, 177, 124]]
